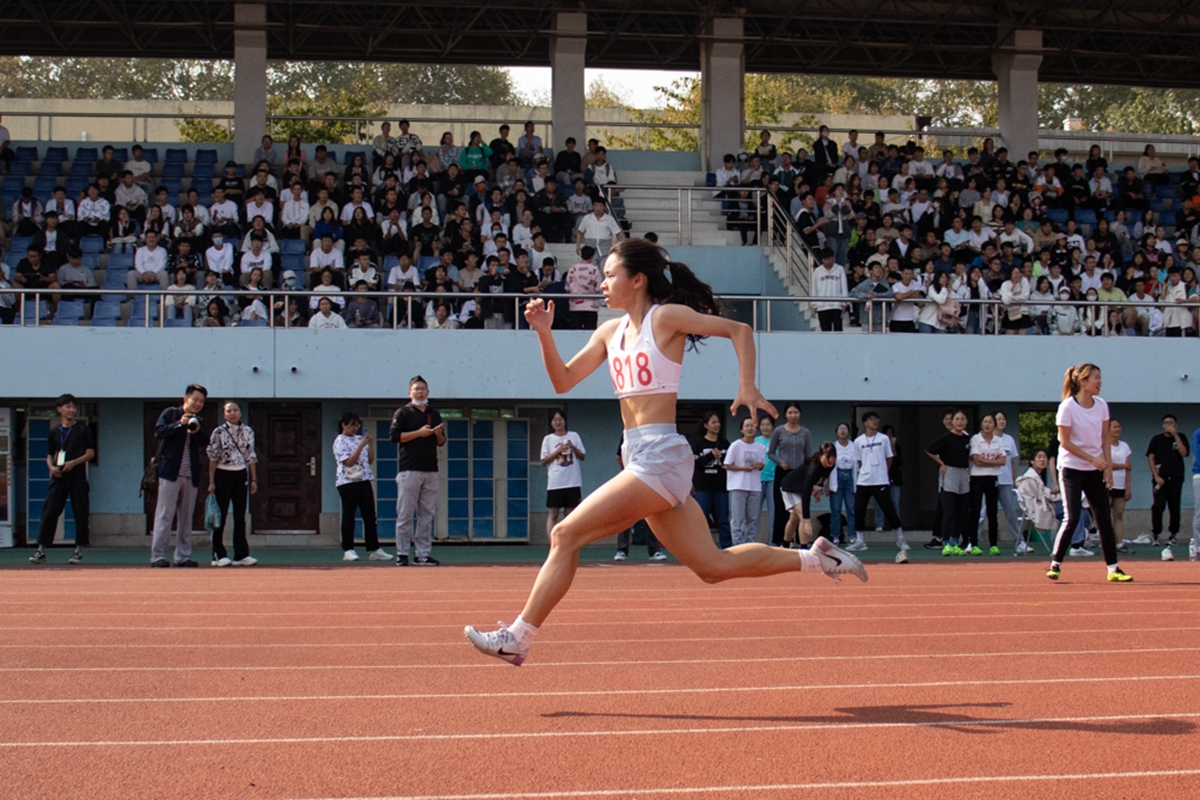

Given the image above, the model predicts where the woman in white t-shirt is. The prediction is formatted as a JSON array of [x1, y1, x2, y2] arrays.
[[966, 414, 1007, 555], [539, 409, 586, 541], [1049, 363, 1131, 581], [1107, 418, 1133, 544], [724, 418, 768, 546]]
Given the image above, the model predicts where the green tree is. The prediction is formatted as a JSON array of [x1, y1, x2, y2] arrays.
[[176, 112, 233, 143], [585, 76, 629, 109], [268, 89, 387, 145], [1018, 411, 1058, 461], [267, 62, 518, 106]]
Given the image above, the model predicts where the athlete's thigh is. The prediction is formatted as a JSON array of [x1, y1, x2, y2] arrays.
[[644, 497, 723, 568], [556, 470, 674, 547]]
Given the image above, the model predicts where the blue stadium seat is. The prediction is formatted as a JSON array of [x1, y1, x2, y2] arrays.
[[22, 300, 48, 324], [191, 162, 215, 179], [417, 255, 439, 272], [56, 300, 85, 320], [196, 191, 212, 207], [1104, 210, 1116, 222], [189, 178, 213, 193], [44, 147, 69, 162], [705, 173, 716, 187], [79, 236, 106, 254], [4, 251, 23, 270], [194, 149, 218, 165], [112, 148, 129, 162], [81, 253, 100, 270], [383, 254, 399, 270], [65, 177, 89, 197], [325, 151, 339, 164], [74, 147, 98, 162], [128, 298, 160, 325], [281, 253, 306, 273], [164, 148, 188, 164], [10, 236, 34, 254], [38, 161, 63, 177], [141, 148, 159, 164], [160, 178, 183, 197], [107, 251, 134, 270], [241, 318, 268, 327], [161, 162, 185, 179], [280, 239, 307, 255], [15, 146, 38, 161], [92, 300, 122, 320], [69, 161, 93, 177], [234, 164, 246, 178], [1047, 208, 1069, 224], [163, 318, 190, 328], [89, 316, 118, 327], [8, 161, 33, 177], [1075, 209, 1098, 226], [33, 177, 56, 204], [51, 317, 79, 327], [100, 269, 129, 289]]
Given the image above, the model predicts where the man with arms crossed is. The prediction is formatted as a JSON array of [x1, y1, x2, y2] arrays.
[[390, 376, 446, 566]]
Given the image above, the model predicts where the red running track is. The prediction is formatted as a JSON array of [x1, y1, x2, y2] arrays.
[[1, 560, 1199, 799]]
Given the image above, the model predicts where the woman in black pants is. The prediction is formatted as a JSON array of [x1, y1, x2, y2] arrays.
[[333, 412, 390, 563], [966, 413, 1006, 556], [206, 401, 258, 566], [1048, 363, 1132, 582]]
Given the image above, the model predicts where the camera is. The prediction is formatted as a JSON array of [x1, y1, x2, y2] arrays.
[[186, 416, 201, 434]]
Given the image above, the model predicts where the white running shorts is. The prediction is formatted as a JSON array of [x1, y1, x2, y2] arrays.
[[622, 423, 693, 509]]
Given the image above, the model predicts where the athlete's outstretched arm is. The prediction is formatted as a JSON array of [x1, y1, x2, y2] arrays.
[[524, 298, 617, 394], [655, 304, 778, 422]]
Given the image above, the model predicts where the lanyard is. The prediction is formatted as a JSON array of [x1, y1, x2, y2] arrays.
[[59, 425, 72, 451]]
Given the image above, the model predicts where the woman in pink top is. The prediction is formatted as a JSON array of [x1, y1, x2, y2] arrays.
[[466, 238, 867, 666]]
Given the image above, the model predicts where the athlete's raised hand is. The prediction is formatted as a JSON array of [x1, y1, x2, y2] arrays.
[[524, 298, 555, 332], [730, 384, 777, 425]]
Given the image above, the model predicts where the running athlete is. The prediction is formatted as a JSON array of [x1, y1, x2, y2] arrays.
[[465, 238, 867, 666], [1048, 363, 1133, 582]]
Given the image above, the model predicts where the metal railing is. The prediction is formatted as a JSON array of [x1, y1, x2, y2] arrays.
[[4, 286, 1187, 336]]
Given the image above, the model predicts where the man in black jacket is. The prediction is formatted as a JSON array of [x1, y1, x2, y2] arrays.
[[149, 384, 208, 568], [390, 376, 446, 566]]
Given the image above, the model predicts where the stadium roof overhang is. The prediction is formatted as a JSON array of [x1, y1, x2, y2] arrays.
[[3, 1, 1200, 88]]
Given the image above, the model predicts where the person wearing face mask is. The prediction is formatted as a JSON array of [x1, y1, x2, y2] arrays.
[[389, 376, 445, 566], [205, 233, 236, 288]]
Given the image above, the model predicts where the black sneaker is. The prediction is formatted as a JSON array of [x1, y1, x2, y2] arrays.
[[28, 550, 46, 564], [1168, 536, 1178, 547], [151, 559, 171, 568], [396, 554, 409, 567], [68, 551, 83, 565], [923, 537, 944, 550], [173, 559, 199, 568], [412, 556, 440, 566]]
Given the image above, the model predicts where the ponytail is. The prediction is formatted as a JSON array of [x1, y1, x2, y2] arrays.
[[608, 238, 720, 349], [1062, 362, 1100, 399]]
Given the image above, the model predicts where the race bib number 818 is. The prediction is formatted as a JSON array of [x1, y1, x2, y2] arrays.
[[611, 352, 654, 390]]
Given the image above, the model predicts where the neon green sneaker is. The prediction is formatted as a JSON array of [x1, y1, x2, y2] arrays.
[[942, 543, 953, 556], [1046, 564, 1061, 580], [1107, 568, 1133, 583], [950, 545, 964, 556], [989, 546, 1001, 556], [969, 546, 984, 556]]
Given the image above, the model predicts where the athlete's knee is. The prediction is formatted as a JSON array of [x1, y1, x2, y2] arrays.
[[548, 516, 586, 551], [693, 558, 733, 584]]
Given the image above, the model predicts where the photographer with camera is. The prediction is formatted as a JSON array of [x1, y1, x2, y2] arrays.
[[149, 384, 209, 568]]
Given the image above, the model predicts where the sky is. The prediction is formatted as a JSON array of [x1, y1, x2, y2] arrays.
[[507, 67, 697, 109]]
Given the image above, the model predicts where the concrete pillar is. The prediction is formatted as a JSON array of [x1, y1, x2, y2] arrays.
[[550, 13, 587, 152], [700, 18, 745, 173], [234, 4, 268, 165], [992, 29, 1042, 162]]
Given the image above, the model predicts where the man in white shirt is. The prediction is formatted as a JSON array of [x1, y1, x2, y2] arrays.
[[584, 147, 617, 192], [78, 184, 111, 238], [810, 248, 848, 331], [850, 411, 906, 551], [574, 199, 624, 257], [308, 296, 347, 328], [309, 233, 345, 287], [244, 189, 275, 230], [387, 253, 420, 290], [908, 146, 935, 179], [966, 217, 995, 253], [340, 186, 374, 224], [998, 220, 1035, 256], [205, 234, 236, 287], [1088, 167, 1113, 210], [124, 145, 152, 184], [936, 150, 963, 185], [238, 235, 273, 288], [281, 182, 311, 243], [372, 121, 398, 166], [517, 121, 543, 169], [115, 172, 148, 220], [889, 263, 924, 332], [395, 119, 423, 167], [566, 179, 593, 221], [208, 186, 241, 239], [1078, 256, 1103, 294], [127, 230, 170, 289], [943, 216, 970, 251], [308, 146, 340, 190], [1162, 267, 1194, 336], [310, 268, 345, 309], [184, 188, 210, 227]]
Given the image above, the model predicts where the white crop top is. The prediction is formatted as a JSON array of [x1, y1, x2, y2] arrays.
[[607, 304, 683, 398]]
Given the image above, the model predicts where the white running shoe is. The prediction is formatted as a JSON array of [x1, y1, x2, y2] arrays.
[[896, 533, 910, 551], [812, 536, 868, 583], [368, 549, 393, 561], [1190, 540, 1198, 561], [1068, 546, 1094, 557], [895, 550, 908, 564], [1162, 546, 1174, 562], [649, 551, 668, 561], [613, 551, 627, 561], [845, 538, 868, 552], [464, 622, 528, 666], [342, 550, 360, 562], [211, 557, 232, 567], [1132, 533, 1153, 545], [234, 556, 258, 566]]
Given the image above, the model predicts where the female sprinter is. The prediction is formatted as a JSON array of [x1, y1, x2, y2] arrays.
[[465, 239, 867, 666], [1048, 363, 1132, 582]]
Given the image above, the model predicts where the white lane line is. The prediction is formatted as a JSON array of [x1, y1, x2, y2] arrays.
[[281, 769, 1200, 799], [3, 645, 1199, 672], [3, 674, 1198, 705], [2, 625, 1196, 649], [2, 711, 1197, 748]]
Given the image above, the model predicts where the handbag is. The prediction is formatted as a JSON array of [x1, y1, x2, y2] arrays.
[[345, 465, 365, 482], [204, 494, 222, 530], [139, 439, 165, 498]]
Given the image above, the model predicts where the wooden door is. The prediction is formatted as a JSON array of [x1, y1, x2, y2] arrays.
[[143, 401, 221, 534], [248, 403, 323, 534]]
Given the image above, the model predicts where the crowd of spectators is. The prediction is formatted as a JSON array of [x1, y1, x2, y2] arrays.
[[720, 128, 1200, 336], [0, 121, 627, 327]]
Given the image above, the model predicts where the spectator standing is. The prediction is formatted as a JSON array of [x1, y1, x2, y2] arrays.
[[1146, 413, 1189, 549], [149, 384, 208, 568], [333, 412, 390, 562], [205, 401, 258, 567], [390, 376, 446, 566], [926, 409, 972, 555], [810, 248, 848, 331], [756, 416, 777, 541], [575, 199, 625, 257], [967, 413, 1008, 556], [724, 417, 767, 546], [692, 412, 732, 549], [767, 402, 812, 546], [850, 411, 905, 552], [978, 411, 1023, 552], [539, 409, 586, 543], [1108, 419, 1133, 546], [829, 422, 858, 546], [27, 394, 94, 566], [564, 246, 602, 329]]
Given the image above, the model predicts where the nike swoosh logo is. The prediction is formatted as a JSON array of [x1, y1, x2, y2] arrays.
[[497, 647, 521, 657], [825, 552, 842, 567]]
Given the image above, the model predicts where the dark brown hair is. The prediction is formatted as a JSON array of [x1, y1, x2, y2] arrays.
[[609, 238, 720, 349]]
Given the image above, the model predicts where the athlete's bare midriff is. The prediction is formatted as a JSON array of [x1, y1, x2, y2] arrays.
[[618, 392, 678, 430]]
